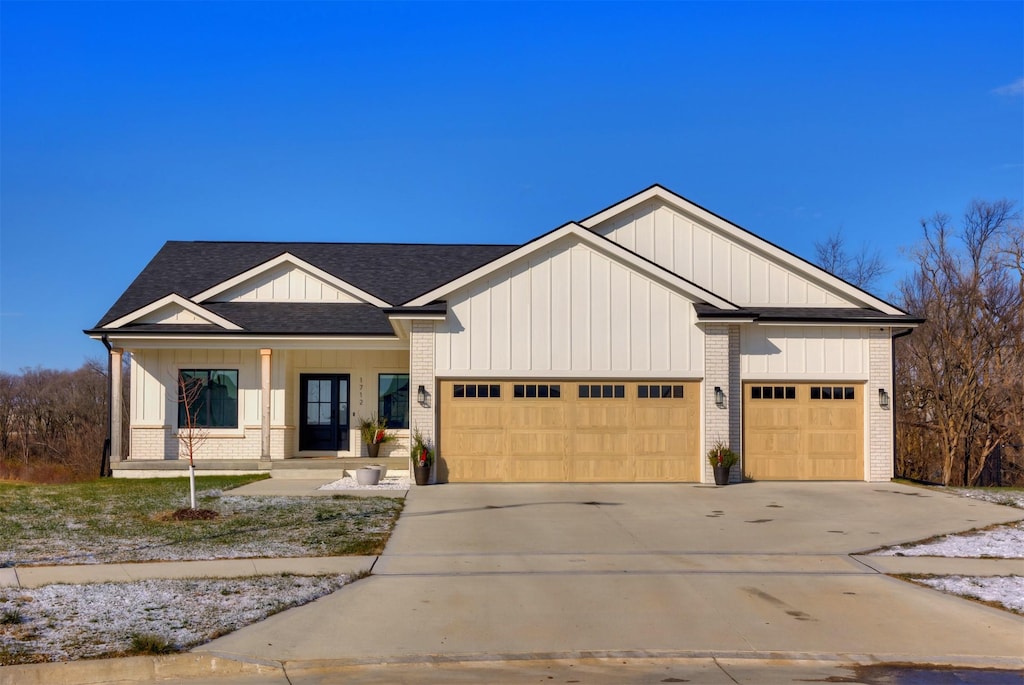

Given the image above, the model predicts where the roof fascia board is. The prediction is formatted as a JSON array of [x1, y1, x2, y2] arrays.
[[89, 334, 408, 351], [405, 222, 737, 309], [102, 294, 243, 330], [581, 185, 905, 316], [193, 252, 391, 307], [751, 320, 921, 328]]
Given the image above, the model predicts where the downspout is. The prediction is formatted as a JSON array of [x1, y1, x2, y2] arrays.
[[101, 335, 113, 478], [891, 327, 915, 480]]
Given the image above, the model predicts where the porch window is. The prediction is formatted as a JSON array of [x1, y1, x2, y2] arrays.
[[378, 373, 409, 429], [177, 370, 238, 429]]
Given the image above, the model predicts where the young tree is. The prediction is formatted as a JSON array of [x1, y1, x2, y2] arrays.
[[176, 372, 209, 509], [896, 199, 1023, 486]]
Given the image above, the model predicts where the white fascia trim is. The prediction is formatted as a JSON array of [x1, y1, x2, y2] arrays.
[[752, 321, 920, 328], [103, 294, 243, 330], [192, 252, 391, 307], [98, 334, 408, 351], [581, 185, 905, 316], [404, 222, 737, 310]]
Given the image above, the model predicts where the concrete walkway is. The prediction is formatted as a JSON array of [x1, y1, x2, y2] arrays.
[[2, 482, 1022, 684]]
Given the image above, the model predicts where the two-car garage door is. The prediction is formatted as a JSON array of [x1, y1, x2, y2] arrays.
[[439, 380, 700, 482]]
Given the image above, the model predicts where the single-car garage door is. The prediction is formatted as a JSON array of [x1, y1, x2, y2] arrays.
[[439, 380, 700, 482], [743, 382, 864, 480]]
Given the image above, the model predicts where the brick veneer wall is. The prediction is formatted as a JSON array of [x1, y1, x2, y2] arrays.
[[409, 320, 436, 481], [703, 323, 741, 483], [867, 327, 895, 481]]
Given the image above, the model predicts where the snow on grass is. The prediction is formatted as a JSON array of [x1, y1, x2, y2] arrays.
[[911, 575, 1024, 614], [319, 475, 412, 491], [874, 487, 1024, 559], [876, 521, 1024, 558], [0, 491, 403, 566], [0, 574, 349, 664], [947, 488, 1024, 510]]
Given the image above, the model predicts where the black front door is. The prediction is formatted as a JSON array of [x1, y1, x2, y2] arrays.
[[299, 374, 350, 452]]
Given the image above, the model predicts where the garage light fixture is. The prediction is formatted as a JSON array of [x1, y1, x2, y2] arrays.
[[878, 388, 889, 409], [714, 386, 725, 408], [417, 384, 427, 405]]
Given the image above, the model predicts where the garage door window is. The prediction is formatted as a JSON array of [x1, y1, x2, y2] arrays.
[[513, 384, 561, 398], [578, 384, 625, 399], [453, 384, 501, 398], [637, 384, 684, 399], [810, 386, 856, 400], [750, 385, 796, 400]]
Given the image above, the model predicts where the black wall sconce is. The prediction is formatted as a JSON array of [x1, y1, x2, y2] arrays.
[[878, 388, 889, 409], [714, 386, 725, 408], [417, 385, 427, 405]]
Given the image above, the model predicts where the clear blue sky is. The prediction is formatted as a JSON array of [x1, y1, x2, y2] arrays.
[[2, 1, 1021, 373]]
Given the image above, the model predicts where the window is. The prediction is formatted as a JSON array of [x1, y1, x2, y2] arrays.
[[378, 374, 410, 428], [637, 384, 684, 399], [178, 370, 238, 429], [578, 384, 625, 399], [453, 383, 501, 399], [810, 386, 856, 401], [513, 384, 561, 398], [750, 385, 796, 400]]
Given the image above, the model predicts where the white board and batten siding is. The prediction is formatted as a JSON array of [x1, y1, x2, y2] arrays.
[[740, 325, 870, 380], [592, 201, 854, 308], [213, 263, 364, 303], [433, 239, 704, 377]]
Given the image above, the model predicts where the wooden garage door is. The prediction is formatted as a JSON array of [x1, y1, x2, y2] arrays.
[[440, 380, 700, 482], [743, 383, 864, 480]]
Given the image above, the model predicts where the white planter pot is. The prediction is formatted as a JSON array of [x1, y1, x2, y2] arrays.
[[355, 467, 381, 486]]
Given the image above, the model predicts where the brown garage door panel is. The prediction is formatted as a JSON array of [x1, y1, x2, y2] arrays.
[[743, 383, 864, 481], [440, 380, 701, 482]]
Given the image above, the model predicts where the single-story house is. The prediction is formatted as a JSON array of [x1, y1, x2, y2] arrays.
[[87, 185, 920, 483]]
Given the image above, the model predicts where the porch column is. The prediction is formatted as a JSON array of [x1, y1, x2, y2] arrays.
[[260, 348, 272, 461], [110, 347, 124, 463]]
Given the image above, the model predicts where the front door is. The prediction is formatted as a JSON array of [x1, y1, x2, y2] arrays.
[[299, 374, 350, 452]]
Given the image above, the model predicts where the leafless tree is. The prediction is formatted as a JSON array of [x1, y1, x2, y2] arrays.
[[814, 228, 890, 291], [0, 362, 108, 481], [896, 199, 1023, 486], [176, 372, 209, 509]]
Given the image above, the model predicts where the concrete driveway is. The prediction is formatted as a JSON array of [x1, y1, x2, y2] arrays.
[[198, 482, 1024, 671]]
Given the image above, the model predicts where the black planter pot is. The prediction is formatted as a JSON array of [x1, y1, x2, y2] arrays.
[[366, 442, 380, 459], [413, 464, 431, 486], [713, 464, 731, 486]]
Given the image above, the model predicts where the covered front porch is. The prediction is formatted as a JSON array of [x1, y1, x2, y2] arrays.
[[110, 343, 415, 472]]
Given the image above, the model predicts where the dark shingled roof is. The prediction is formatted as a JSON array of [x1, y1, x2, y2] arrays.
[[693, 304, 923, 325], [95, 241, 518, 329]]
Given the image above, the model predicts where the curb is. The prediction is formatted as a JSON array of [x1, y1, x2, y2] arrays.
[[0, 653, 282, 685]]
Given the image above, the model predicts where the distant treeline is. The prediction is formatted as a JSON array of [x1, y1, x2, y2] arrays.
[[0, 361, 126, 482]]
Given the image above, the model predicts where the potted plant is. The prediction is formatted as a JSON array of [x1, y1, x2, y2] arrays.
[[707, 440, 739, 486], [410, 428, 434, 486], [359, 414, 394, 458]]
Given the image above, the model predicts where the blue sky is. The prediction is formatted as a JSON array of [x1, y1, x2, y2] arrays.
[[1, 1, 1021, 373]]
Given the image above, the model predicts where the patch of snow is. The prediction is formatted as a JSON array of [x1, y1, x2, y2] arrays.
[[319, 476, 411, 491], [875, 521, 1024, 558], [913, 575, 1024, 613], [0, 574, 349, 663], [948, 488, 1024, 510]]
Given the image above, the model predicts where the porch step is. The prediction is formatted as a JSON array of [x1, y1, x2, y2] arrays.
[[270, 457, 409, 480]]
